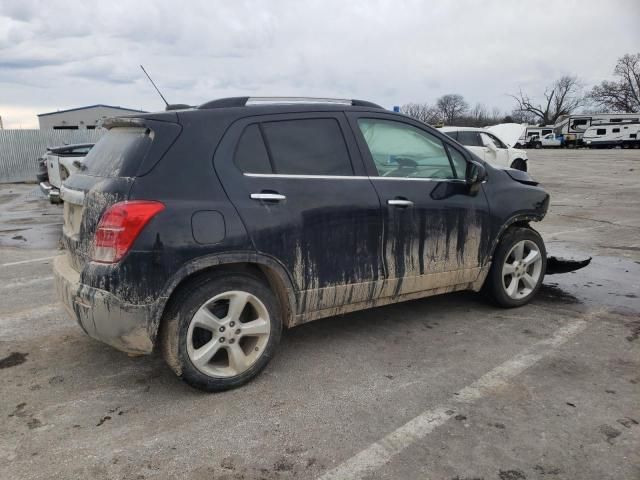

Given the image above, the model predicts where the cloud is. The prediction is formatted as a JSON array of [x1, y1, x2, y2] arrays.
[[0, 0, 638, 129]]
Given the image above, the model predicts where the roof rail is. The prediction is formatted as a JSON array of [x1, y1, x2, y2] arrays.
[[197, 97, 383, 110]]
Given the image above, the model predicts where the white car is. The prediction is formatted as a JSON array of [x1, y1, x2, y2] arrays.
[[39, 143, 93, 203], [440, 126, 529, 172]]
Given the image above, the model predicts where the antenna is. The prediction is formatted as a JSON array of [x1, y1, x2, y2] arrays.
[[140, 65, 169, 108]]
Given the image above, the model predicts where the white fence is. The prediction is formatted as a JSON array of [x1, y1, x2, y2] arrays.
[[0, 129, 105, 183]]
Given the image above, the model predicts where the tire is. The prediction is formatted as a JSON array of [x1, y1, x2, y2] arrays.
[[510, 158, 527, 172], [160, 272, 282, 392], [483, 227, 546, 308], [534, 142, 542, 149]]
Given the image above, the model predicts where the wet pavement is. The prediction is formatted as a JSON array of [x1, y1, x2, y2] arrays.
[[0, 184, 62, 250], [0, 149, 639, 480]]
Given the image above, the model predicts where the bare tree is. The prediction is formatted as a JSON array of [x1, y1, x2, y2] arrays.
[[511, 75, 585, 125], [588, 53, 640, 112], [508, 109, 538, 124], [436, 94, 469, 124], [400, 102, 441, 124]]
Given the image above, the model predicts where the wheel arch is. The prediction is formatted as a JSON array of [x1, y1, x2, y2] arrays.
[[487, 214, 544, 263], [150, 252, 297, 345], [510, 158, 527, 171]]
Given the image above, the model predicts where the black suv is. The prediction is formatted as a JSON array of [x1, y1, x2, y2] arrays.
[[54, 97, 550, 391]]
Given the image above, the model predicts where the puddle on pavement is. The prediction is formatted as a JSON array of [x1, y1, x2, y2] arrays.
[[0, 186, 63, 249], [541, 243, 640, 313]]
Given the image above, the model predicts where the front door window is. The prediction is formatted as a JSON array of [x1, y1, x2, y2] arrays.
[[357, 119, 464, 179]]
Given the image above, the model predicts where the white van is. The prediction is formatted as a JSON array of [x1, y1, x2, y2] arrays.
[[440, 126, 529, 171], [583, 123, 640, 148]]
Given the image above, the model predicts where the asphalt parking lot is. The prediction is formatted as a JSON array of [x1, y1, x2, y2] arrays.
[[1, 149, 639, 480]]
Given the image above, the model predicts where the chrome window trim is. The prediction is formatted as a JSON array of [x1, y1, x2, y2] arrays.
[[243, 172, 465, 183]]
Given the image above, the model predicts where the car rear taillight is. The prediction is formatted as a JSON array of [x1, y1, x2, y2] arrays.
[[91, 201, 165, 263]]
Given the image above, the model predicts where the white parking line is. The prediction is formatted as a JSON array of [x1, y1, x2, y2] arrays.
[[317, 317, 591, 480], [0, 276, 54, 289], [1, 256, 58, 267]]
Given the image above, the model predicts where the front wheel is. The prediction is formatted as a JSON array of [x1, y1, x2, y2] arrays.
[[160, 272, 282, 392], [483, 227, 546, 308], [510, 158, 527, 172]]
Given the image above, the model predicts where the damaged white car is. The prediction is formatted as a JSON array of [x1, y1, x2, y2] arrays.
[[440, 125, 529, 172]]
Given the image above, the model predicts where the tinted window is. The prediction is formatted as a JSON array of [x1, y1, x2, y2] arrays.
[[72, 146, 92, 154], [444, 131, 458, 140], [596, 129, 606, 135], [456, 131, 483, 147], [261, 119, 353, 175], [234, 124, 272, 174], [83, 127, 152, 178], [612, 128, 620, 133], [357, 119, 456, 179]]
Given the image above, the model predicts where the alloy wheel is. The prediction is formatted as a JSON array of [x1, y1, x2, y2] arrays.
[[501, 240, 543, 300], [186, 290, 271, 378]]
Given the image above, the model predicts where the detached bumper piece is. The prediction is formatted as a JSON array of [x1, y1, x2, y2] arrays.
[[546, 256, 591, 275]]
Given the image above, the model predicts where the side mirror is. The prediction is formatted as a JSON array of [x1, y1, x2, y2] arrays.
[[466, 161, 487, 186], [486, 141, 497, 152]]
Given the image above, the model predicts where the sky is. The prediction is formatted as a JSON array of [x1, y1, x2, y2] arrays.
[[0, 0, 639, 128]]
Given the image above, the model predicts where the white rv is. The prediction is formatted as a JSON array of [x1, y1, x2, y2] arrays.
[[553, 113, 640, 142], [582, 123, 640, 148]]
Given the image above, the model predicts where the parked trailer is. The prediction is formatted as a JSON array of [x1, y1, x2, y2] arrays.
[[553, 113, 640, 146], [583, 123, 640, 148]]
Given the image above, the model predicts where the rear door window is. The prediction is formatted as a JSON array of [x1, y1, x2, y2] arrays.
[[443, 131, 458, 140], [456, 131, 483, 147], [260, 119, 353, 176], [83, 127, 152, 177], [234, 124, 272, 174]]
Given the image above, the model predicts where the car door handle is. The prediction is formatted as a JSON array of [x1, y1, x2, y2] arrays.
[[387, 199, 414, 207], [250, 193, 286, 201]]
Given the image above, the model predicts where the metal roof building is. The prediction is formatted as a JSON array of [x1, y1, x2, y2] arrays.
[[37, 104, 147, 130]]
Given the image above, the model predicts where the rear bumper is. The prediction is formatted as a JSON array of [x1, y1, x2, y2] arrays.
[[53, 254, 156, 354], [39, 182, 61, 202]]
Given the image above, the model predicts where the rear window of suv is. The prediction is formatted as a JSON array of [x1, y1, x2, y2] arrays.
[[83, 127, 153, 177], [234, 118, 353, 176]]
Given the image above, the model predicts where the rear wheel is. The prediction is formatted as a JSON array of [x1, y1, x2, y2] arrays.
[[160, 272, 282, 392], [483, 227, 546, 308], [510, 158, 527, 171], [534, 141, 542, 149]]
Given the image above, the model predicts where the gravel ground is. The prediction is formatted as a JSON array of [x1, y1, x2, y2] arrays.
[[1, 148, 639, 480]]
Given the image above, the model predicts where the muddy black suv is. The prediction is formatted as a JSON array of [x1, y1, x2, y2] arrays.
[[54, 97, 550, 391]]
